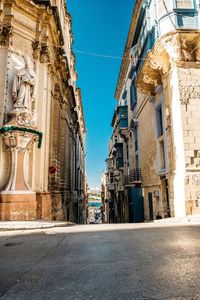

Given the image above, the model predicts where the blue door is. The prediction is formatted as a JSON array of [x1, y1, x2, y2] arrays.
[[128, 188, 144, 223]]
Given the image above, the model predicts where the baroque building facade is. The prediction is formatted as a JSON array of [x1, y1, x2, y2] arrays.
[[104, 0, 200, 222], [0, 0, 87, 222]]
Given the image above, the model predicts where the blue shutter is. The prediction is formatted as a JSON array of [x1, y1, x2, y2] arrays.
[[130, 83, 137, 110], [116, 143, 124, 167]]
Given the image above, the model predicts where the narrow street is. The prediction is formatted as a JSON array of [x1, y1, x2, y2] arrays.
[[0, 223, 200, 300]]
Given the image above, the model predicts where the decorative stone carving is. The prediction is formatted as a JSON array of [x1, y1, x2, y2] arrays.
[[192, 174, 200, 184], [12, 55, 36, 111], [194, 37, 200, 61], [187, 150, 200, 169], [32, 40, 41, 59], [181, 38, 193, 61], [178, 71, 200, 105], [149, 52, 169, 76], [162, 34, 195, 62], [143, 73, 159, 87], [0, 22, 3, 34], [0, 128, 41, 191], [162, 34, 182, 62], [17, 111, 36, 127], [0, 22, 12, 46], [40, 44, 49, 63], [136, 32, 200, 95]]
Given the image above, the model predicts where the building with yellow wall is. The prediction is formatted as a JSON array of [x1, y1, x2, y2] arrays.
[[0, 0, 86, 222]]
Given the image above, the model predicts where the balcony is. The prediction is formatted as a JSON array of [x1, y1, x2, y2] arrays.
[[107, 183, 115, 191], [106, 158, 113, 172], [123, 168, 141, 185], [115, 143, 123, 168], [117, 105, 128, 129]]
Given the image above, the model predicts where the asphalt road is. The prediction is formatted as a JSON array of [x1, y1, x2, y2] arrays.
[[0, 223, 200, 300]]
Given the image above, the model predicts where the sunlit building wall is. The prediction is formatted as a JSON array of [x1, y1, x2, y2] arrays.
[[108, 0, 200, 222], [0, 0, 86, 221]]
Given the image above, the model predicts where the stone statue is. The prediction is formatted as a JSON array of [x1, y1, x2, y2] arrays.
[[12, 55, 36, 111]]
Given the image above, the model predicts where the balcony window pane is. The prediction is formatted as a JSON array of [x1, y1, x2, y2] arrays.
[[116, 143, 124, 167], [176, 0, 193, 8], [156, 106, 164, 137], [118, 106, 128, 128]]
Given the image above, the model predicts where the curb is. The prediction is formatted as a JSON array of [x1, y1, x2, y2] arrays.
[[0, 222, 76, 232], [153, 214, 200, 224]]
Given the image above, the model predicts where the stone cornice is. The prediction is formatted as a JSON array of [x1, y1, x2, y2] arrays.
[[114, 0, 143, 100], [11, 0, 74, 81]]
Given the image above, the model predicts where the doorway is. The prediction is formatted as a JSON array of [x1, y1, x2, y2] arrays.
[[128, 187, 144, 223], [148, 192, 154, 221]]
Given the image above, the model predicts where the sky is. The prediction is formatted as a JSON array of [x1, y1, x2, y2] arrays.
[[67, 0, 134, 188]]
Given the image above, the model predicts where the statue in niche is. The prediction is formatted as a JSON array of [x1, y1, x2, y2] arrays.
[[12, 55, 36, 111]]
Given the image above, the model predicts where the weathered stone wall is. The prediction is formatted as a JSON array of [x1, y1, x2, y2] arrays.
[[136, 93, 162, 220]]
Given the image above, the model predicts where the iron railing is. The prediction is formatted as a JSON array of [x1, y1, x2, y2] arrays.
[[123, 168, 141, 185]]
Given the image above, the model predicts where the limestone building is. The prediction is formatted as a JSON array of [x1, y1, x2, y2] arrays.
[[0, 0, 86, 222], [105, 0, 200, 222]]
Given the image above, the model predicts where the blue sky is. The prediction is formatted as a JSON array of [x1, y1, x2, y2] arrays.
[[67, 0, 134, 188]]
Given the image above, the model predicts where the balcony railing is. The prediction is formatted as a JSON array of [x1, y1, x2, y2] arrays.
[[123, 168, 141, 185]]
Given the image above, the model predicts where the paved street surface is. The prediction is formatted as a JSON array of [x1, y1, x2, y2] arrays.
[[0, 223, 200, 300]]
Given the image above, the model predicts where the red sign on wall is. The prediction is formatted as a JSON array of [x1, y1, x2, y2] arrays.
[[48, 165, 57, 175]]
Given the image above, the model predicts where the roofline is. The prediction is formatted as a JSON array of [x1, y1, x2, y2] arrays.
[[114, 0, 143, 100]]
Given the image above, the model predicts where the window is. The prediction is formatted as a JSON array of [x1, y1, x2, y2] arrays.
[[158, 140, 166, 170], [130, 82, 137, 110], [116, 143, 124, 167], [129, 66, 135, 79], [109, 172, 114, 184], [176, 0, 193, 8], [134, 127, 139, 169], [156, 106, 164, 137], [134, 128, 138, 152], [154, 96, 167, 173], [118, 106, 128, 128], [122, 89, 128, 105], [126, 141, 130, 172]]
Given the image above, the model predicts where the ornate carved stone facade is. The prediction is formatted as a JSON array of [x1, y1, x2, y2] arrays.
[[0, 0, 86, 222]]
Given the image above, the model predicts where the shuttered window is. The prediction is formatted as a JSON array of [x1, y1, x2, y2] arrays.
[[130, 83, 137, 110], [118, 106, 128, 128], [116, 143, 124, 167]]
